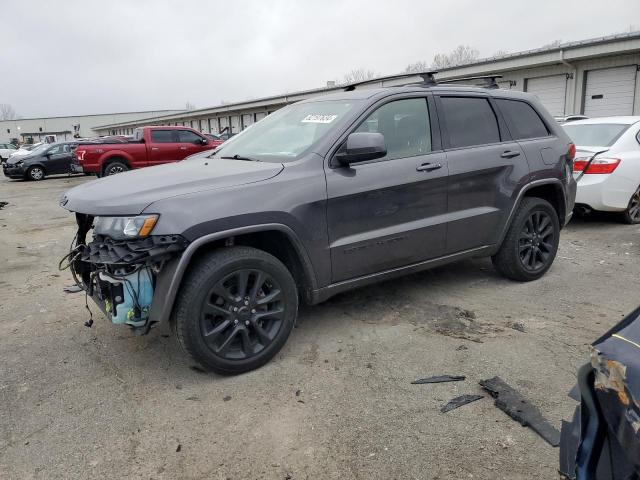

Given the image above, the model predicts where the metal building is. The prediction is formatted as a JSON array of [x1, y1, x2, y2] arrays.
[[94, 31, 640, 136], [0, 110, 184, 144]]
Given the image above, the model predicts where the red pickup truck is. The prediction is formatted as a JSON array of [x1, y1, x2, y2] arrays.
[[72, 126, 222, 176]]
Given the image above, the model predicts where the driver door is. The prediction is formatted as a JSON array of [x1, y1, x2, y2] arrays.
[[325, 96, 449, 283]]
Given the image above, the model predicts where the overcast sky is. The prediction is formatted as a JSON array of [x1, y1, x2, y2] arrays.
[[2, 0, 639, 118]]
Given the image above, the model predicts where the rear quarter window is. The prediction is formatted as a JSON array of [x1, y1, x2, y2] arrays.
[[440, 96, 501, 148], [496, 99, 549, 140]]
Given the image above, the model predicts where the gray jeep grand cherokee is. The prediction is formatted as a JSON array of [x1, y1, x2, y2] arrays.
[[61, 77, 576, 374]]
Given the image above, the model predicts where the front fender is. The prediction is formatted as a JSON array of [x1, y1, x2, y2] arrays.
[[148, 223, 317, 325]]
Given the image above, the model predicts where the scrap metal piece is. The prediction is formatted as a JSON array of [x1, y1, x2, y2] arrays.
[[412, 375, 466, 385], [480, 376, 561, 447], [63, 284, 83, 293], [440, 394, 483, 413]]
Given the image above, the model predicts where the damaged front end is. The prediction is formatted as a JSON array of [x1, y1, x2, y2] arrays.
[[560, 305, 640, 479], [64, 213, 188, 334]]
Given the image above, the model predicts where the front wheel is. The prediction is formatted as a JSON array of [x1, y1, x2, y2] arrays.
[[621, 185, 640, 224], [173, 246, 298, 375], [492, 197, 560, 281], [27, 165, 45, 181]]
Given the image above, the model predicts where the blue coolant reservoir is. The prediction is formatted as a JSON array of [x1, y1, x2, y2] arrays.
[[100, 268, 154, 327]]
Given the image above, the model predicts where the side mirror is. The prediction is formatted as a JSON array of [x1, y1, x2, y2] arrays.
[[334, 132, 386, 165], [200, 138, 209, 145]]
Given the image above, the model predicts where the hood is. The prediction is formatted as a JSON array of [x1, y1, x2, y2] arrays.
[[61, 158, 284, 215], [7, 152, 37, 164]]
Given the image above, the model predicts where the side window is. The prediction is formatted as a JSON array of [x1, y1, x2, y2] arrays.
[[440, 96, 500, 148], [355, 98, 431, 160], [47, 145, 62, 155], [496, 99, 549, 139], [178, 130, 204, 144], [63, 144, 71, 153], [150, 130, 176, 143]]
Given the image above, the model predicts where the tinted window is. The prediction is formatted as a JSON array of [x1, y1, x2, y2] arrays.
[[496, 99, 549, 139], [178, 130, 204, 144], [355, 98, 431, 160], [562, 123, 630, 147], [440, 97, 500, 148], [47, 145, 62, 155], [150, 130, 176, 143]]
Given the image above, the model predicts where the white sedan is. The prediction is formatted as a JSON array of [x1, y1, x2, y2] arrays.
[[563, 117, 640, 224]]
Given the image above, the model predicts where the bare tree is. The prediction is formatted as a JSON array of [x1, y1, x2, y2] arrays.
[[341, 68, 377, 85], [0, 104, 18, 120], [185, 102, 196, 111], [432, 45, 480, 69], [403, 61, 431, 73]]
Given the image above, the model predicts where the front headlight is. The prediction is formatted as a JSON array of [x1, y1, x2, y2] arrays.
[[15, 161, 24, 167], [93, 214, 159, 240]]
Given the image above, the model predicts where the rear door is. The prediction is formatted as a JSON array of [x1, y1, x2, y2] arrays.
[[436, 94, 528, 254], [45, 144, 72, 174], [325, 95, 448, 282], [147, 129, 181, 166]]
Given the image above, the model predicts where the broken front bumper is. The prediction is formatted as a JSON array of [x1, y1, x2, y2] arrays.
[[69, 213, 188, 333]]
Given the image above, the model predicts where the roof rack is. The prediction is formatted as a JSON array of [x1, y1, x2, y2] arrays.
[[437, 75, 503, 89], [343, 71, 438, 91]]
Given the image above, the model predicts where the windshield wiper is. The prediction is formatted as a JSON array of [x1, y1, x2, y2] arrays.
[[220, 154, 260, 162]]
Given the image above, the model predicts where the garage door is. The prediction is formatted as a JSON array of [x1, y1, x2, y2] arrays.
[[242, 114, 254, 130], [255, 112, 268, 121], [584, 65, 638, 117], [525, 75, 567, 117]]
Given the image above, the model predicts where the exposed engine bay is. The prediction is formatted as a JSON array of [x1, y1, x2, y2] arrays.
[[62, 213, 188, 333]]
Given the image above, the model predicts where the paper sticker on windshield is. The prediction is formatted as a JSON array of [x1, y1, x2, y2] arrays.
[[301, 114, 338, 124]]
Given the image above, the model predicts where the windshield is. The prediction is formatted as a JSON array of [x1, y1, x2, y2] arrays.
[[213, 100, 358, 162], [26, 144, 48, 154], [563, 123, 629, 147]]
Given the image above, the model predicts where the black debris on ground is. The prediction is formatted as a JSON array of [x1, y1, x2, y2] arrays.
[[223, 395, 232, 402], [480, 376, 560, 447], [0, 201, 8, 210], [456, 345, 469, 351], [295, 389, 301, 397], [411, 375, 466, 385], [175, 444, 182, 452], [440, 394, 484, 413]]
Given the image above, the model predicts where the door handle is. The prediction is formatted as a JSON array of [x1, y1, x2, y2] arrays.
[[416, 162, 442, 172], [500, 150, 521, 159], [179, 146, 187, 150], [151, 147, 159, 151]]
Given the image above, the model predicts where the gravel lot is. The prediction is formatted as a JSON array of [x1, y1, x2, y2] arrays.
[[1, 173, 639, 479]]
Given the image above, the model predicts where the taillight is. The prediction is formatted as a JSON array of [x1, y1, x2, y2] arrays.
[[567, 143, 576, 161], [573, 157, 621, 174]]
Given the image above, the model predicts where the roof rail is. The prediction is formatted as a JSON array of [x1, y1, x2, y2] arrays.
[[437, 75, 503, 89], [343, 71, 439, 91]]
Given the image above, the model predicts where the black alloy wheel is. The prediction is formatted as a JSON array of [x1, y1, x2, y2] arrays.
[[201, 269, 285, 360], [174, 246, 298, 375], [518, 211, 555, 272], [492, 197, 560, 281]]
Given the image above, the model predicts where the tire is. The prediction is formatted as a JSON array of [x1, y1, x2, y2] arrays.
[[621, 185, 640, 224], [103, 161, 129, 176], [27, 165, 45, 181], [492, 197, 560, 282], [173, 246, 298, 375]]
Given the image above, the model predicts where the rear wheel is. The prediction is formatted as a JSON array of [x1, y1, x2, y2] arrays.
[[621, 185, 640, 224], [174, 246, 298, 375], [103, 161, 129, 176], [27, 165, 45, 181], [492, 197, 560, 281]]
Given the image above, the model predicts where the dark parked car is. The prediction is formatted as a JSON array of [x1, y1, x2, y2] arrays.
[[3, 142, 78, 180], [60, 76, 576, 374]]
